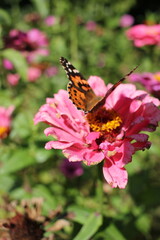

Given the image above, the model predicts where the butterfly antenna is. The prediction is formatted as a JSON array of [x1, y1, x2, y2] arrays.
[[97, 64, 140, 107], [107, 64, 140, 94], [118, 64, 140, 83]]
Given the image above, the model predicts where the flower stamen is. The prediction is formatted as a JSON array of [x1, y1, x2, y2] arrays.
[[0, 126, 10, 139], [154, 73, 160, 81], [86, 107, 122, 140]]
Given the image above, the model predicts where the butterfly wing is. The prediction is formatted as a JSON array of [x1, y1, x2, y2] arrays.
[[60, 57, 138, 113], [60, 57, 101, 112]]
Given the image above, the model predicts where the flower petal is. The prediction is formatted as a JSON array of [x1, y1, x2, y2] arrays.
[[103, 159, 128, 189]]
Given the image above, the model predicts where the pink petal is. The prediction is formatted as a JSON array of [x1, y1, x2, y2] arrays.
[[45, 141, 73, 150], [103, 159, 128, 188], [63, 144, 104, 164], [114, 141, 134, 167], [88, 76, 107, 96]]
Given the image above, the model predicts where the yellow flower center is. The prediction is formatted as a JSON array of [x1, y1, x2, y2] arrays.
[[154, 73, 160, 82], [0, 126, 10, 139], [86, 107, 122, 142]]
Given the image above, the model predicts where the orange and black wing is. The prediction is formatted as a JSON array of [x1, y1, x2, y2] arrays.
[[60, 57, 99, 112]]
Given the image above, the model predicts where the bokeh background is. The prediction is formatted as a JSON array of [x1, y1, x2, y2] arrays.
[[0, 0, 160, 239]]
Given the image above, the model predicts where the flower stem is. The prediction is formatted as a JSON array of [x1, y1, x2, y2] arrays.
[[96, 162, 104, 214]]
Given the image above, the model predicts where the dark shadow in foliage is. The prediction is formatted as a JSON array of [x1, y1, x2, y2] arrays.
[[127, 168, 160, 240], [128, 169, 160, 209], [130, 0, 160, 22]]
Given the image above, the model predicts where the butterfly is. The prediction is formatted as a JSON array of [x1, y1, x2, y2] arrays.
[[60, 57, 138, 113]]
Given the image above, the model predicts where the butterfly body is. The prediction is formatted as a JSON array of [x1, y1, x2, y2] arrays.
[[60, 57, 138, 113]]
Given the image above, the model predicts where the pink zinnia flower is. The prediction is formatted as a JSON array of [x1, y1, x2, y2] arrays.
[[44, 16, 56, 26], [7, 73, 20, 86], [27, 66, 42, 82], [3, 59, 14, 70], [4, 28, 49, 63], [4, 29, 27, 51], [85, 21, 97, 31], [34, 77, 160, 188], [25, 29, 49, 62], [0, 106, 14, 139], [126, 24, 160, 47], [45, 66, 58, 77], [119, 14, 134, 28], [60, 158, 84, 178], [129, 72, 160, 99], [26, 29, 48, 48]]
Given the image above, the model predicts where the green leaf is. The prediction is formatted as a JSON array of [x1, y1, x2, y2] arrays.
[[135, 214, 151, 234], [35, 148, 53, 163], [0, 175, 15, 192], [10, 112, 33, 139], [0, 149, 35, 174], [67, 205, 92, 224], [33, 185, 57, 213], [2, 49, 28, 80], [105, 223, 127, 240], [31, 0, 49, 17], [73, 213, 102, 240], [0, 8, 11, 25]]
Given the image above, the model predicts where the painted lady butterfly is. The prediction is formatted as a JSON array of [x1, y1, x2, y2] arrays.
[[60, 57, 138, 113]]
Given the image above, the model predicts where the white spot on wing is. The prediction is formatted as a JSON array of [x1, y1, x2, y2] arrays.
[[73, 69, 79, 73]]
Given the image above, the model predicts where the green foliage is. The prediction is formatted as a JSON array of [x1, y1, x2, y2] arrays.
[[73, 213, 102, 240], [2, 49, 28, 80], [0, 0, 160, 239], [31, 0, 49, 17], [0, 8, 11, 25]]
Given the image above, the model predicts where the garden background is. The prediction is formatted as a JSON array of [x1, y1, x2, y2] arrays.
[[0, 0, 160, 239]]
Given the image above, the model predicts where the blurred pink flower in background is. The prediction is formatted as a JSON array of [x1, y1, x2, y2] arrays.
[[129, 72, 160, 99], [3, 28, 51, 84], [27, 66, 42, 82], [44, 16, 56, 26], [27, 28, 48, 48], [60, 158, 84, 178], [120, 14, 134, 27], [45, 66, 58, 77], [126, 24, 160, 47], [0, 106, 14, 139], [7, 73, 20, 86], [4, 29, 27, 51], [3, 59, 14, 70], [34, 76, 160, 189], [4, 28, 49, 62], [85, 21, 97, 31], [24, 29, 49, 62]]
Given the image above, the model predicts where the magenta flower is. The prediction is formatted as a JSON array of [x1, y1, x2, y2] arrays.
[[129, 72, 160, 99], [4, 29, 49, 85], [3, 59, 14, 70], [24, 29, 49, 62], [4, 28, 49, 63], [119, 14, 134, 28], [0, 106, 14, 139], [4, 29, 27, 51], [34, 77, 160, 188], [6, 67, 42, 85], [85, 21, 97, 31], [7, 73, 20, 86], [126, 24, 160, 47], [27, 66, 42, 82], [45, 66, 58, 77], [44, 16, 56, 26], [60, 158, 84, 178], [27, 29, 48, 47]]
